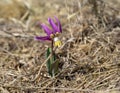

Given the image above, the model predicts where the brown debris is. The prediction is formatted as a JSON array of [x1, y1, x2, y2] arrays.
[[0, 0, 120, 93]]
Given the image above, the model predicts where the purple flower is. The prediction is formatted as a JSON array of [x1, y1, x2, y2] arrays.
[[35, 16, 62, 41]]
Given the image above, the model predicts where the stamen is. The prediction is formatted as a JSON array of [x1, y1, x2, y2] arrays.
[[54, 37, 59, 42], [54, 37, 62, 47]]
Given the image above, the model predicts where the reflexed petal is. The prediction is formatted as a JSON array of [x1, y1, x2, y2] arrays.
[[48, 17, 62, 33], [54, 16, 62, 33], [35, 36, 51, 41], [48, 17, 58, 33], [41, 24, 53, 36]]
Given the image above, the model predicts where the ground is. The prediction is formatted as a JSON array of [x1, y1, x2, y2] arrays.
[[0, 0, 120, 93]]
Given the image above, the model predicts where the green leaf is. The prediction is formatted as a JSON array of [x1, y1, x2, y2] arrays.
[[51, 59, 59, 77], [46, 48, 52, 76], [46, 48, 59, 77]]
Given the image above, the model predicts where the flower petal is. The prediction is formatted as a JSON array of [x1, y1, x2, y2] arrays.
[[54, 16, 62, 33], [48, 18, 58, 33], [41, 24, 53, 36], [35, 36, 51, 41], [48, 17, 62, 33]]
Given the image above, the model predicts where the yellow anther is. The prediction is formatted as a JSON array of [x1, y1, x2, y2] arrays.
[[54, 40, 62, 47], [54, 37, 62, 47]]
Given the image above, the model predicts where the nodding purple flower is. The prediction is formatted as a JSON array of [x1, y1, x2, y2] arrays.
[[35, 17, 62, 41], [35, 16, 62, 47]]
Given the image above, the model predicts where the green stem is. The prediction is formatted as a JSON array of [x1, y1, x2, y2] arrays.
[[51, 40, 54, 58], [46, 40, 58, 77]]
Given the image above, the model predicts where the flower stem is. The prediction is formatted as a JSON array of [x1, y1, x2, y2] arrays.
[[51, 40, 54, 57]]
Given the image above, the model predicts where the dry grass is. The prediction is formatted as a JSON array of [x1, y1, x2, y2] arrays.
[[0, 0, 120, 93]]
